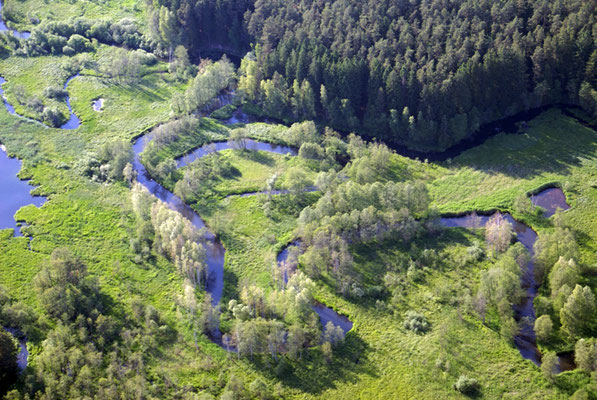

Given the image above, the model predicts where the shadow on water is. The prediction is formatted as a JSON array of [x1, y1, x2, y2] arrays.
[[4, 327, 28, 372], [435, 107, 597, 181], [388, 105, 597, 165]]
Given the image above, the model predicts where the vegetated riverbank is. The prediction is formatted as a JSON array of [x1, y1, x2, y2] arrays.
[[441, 187, 571, 370], [0, 146, 46, 236], [133, 131, 354, 345], [0, 6, 592, 394]]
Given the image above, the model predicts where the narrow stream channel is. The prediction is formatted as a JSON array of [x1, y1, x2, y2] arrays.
[[134, 133, 354, 342], [0, 3, 579, 361], [4, 327, 28, 372], [133, 135, 225, 308], [441, 188, 572, 369], [60, 74, 81, 130]]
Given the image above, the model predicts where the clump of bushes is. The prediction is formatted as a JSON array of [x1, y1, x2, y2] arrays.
[[75, 140, 133, 183], [43, 86, 68, 99], [42, 107, 64, 127], [403, 310, 430, 334], [15, 17, 151, 58], [453, 375, 479, 396]]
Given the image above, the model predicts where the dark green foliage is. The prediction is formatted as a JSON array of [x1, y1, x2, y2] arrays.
[[42, 86, 68, 99], [164, 0, 597, 150], [211, 104, 237, 120], [453, 375, 479, 396], [16, 18, 149, 57], [33, 248, 101, 322], [0, 330, 17, 395], [560, 285, 597, 339], [403, 310, 430, 334]]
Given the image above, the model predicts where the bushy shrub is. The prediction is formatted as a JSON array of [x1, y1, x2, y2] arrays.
[[299, 142, 326, 160], [453, 375, 479, 396], [43, 86, 68, 99], [403, 310, 430, 334], [67, 34, 91, 53], [42, 107, 63, 127], [134, 49, 157, 66]]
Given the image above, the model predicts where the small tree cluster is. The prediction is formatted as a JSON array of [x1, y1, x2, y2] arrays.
[[174, 152, 236, 201], [225, 273, 343, 361], [176, 58, 235, 114], [476, 245, 526, 338], [403, 310, 430, 334], [16, 18, 149, 58], [453, 375, 479, 396], [150, 201, 208, 287], [76, 140, 134, 183], [485, 213, 513, 256], [533, 227, 580, 285]]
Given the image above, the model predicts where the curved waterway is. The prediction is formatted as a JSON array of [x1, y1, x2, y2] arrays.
[[277, 241, 353, 335], [135, 133, 353, 343], [176, 139, 297, 168], [440, 188, 572, 369], [0, 2, 30, 39], [0, 72, 80, 129], [60, 74, 81, 130], [133, 135, 225, 307], [0, 1, 80, 131]]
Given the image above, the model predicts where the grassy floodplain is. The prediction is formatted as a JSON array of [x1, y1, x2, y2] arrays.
[[0, 0, 595, 397]]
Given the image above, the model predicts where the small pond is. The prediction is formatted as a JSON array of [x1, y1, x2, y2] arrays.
[[92, 98, 104, 112], [531, 187, 570, 217]]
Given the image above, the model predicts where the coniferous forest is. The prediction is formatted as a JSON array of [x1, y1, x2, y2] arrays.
[[155, 0, 597, 150]]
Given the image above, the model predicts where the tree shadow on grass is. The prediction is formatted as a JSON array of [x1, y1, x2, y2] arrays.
[[239, 149, 276, 166], [222, 268, 240, 305], [248, 332, 377, 395], [452, 109, 597, 180]]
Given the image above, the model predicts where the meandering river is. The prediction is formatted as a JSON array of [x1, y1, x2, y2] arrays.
[[0, 6, 580, 362], [441, 188, 571, 369]]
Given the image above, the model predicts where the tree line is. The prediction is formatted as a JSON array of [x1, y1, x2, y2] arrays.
[[156, 0, 596, 151]]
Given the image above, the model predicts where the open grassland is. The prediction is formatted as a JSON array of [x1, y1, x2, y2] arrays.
[[0, 55, 73, 120], [424, 109, 597, 264]]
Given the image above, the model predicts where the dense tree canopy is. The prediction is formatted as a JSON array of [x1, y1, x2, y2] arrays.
[[158, 0, 596, 150]]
